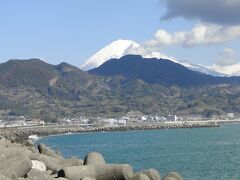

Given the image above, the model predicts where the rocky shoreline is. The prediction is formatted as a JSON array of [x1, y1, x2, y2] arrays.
[[0, 123, 219, 143], [0, 134, 183, 180]]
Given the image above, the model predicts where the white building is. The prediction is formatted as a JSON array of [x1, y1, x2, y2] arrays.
[[141, 116, 147, 121], [118, 119, 127, 126], [101, 118, 118, 127], [227, 113, 234, 118], [167, 115, 178, 121]]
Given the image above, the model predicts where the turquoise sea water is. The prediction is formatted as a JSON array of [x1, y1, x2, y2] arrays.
[[37, 124, 240, 180]]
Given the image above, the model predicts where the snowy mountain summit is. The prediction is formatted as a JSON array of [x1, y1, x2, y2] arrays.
[[80, 39, 232, 76], [80, 39, 173, 71], [80, 39, 140, 71]]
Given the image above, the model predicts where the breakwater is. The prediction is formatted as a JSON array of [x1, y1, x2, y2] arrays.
[[0, 123, 219, 143]]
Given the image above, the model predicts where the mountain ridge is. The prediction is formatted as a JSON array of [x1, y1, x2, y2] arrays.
[[1, 58, 240, 120], [89, 55, 240, 87]]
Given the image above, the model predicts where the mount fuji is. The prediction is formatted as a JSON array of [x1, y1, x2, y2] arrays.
[[80, 39, 176, 70], [80, 39, 227, 76]]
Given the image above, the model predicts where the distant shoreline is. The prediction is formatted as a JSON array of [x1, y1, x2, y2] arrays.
[[0, 122, 219, 143]]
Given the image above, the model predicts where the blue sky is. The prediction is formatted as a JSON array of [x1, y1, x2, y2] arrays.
[[0, 0, 239, 67]]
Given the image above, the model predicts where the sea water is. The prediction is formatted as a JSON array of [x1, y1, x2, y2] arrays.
[[37, 124, 240, 180]]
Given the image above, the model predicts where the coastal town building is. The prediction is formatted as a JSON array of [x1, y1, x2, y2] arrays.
[[227, 113, 234, 118], [167, 115, 178, 121]]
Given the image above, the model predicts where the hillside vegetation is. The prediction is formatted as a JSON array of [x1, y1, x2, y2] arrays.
[[0, 57, 240, 121]]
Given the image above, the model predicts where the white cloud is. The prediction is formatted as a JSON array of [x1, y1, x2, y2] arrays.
[[146, 24, 240, 47], [216, 48, 239, 66], [210, 63, 240, 76], [209, 48, 240, 76]]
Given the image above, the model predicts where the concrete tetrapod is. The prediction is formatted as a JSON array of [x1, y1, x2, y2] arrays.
[[31, 160, 47, 171], [162, 172, 183, 180], [36, 154, 62, 173], [58, 165, 95, 180], [140, 169, 161, 180], [81, 177, 96, 180], [58, 164, 134, 180], [38, 143, 63, 159], [129, 173, 151, 180], [0, 174, 12, 180], [35, 154, 83, 173], [25, 169, 55, 180], [0, 148, 32, 179], [84, 152, 106, 165], [61, 157, 83, 166]]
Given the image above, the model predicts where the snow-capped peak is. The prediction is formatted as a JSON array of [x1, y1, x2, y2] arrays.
[[80, 39, 176, 71], [80, 39, 140, 71], [80, 39, 233, 77]]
